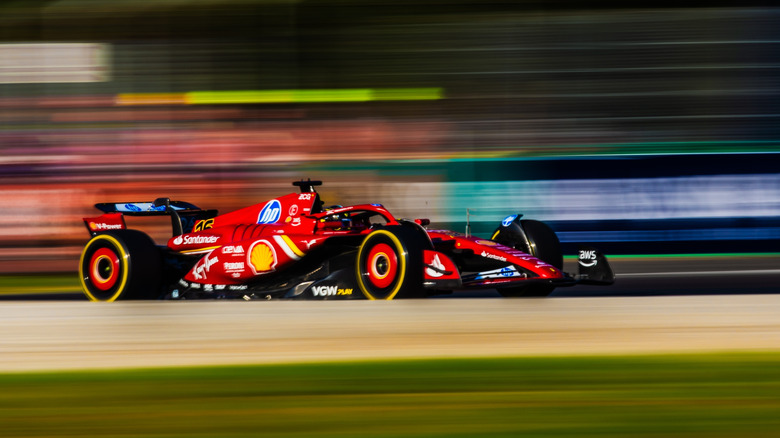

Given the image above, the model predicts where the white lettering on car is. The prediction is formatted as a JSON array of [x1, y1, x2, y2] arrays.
[[192, 254, 219, 280], [175, 235, 220, 246], [481, 251, 507, 262], [223, 262, 245, 272], [579, 250, 598, 267], [222, 245, 244, 254], [312, 285, 353, 296]]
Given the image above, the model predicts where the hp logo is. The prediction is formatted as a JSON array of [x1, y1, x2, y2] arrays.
[[257, 200, 282, 224]]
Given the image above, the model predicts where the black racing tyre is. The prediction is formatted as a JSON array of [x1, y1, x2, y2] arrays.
[[492, 218, 562, 298], [355, 226, 427, 300], [521, 219, 563, 270], [79, 230, 162, 301], [492, 219, 563, 270]]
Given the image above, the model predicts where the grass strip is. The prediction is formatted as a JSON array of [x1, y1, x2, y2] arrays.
[[2, 353, 780, 437], [0, 274, 81, 295]]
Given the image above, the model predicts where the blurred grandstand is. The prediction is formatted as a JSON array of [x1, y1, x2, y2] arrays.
[[1, 1, 778, 273]]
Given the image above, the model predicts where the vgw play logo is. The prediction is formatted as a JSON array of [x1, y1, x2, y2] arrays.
[[257, 200, 282, 224]]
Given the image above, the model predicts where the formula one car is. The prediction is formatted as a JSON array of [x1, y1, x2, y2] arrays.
[[79, 180, 613, 301]]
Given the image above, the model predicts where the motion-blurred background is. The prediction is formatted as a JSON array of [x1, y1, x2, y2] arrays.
[[2, 0, 779, 274]]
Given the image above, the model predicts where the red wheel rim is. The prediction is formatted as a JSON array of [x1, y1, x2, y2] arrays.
[[89, 247, 120, 291], [366, 243, 398, 289]]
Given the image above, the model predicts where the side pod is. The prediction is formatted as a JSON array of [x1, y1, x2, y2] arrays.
[[577, 245, 615, 285]]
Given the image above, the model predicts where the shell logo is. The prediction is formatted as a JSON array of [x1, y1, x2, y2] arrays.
[[248, 240, 277, 274]]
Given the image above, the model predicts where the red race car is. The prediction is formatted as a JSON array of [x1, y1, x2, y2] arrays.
[[79, 180, 613, 301]]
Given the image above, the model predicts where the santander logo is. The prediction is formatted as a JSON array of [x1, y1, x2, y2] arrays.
[[173, 234, 219, 246]]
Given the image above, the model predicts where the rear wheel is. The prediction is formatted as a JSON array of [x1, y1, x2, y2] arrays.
[[355, 226, 427, 299], [79, 230, 162, 301]]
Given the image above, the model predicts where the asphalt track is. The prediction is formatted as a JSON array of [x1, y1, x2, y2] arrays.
[[1, 256, 777, 372], [550, 255, 780, 297], [2, 295, 780, 372], [2, 255, 779, 300]]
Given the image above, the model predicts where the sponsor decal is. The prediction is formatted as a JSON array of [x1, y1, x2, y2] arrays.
[[89, 222, 123, 231], [501, 215, 518, 227], [117, 203, 183, 213], [174, 234, 219, 246], [193, 218, 214, 232], [222, 245, 245, 255], [291, 217, 301, 226], [425, 254, 446, 278], [298, 193, 314, 201], [579, 250, 598, 267], [288, 204, 299, 216], [248, 240, 277, 274], [223, 261, 245, 272], [192, 253, 219, 280], [257, 200, 282, 224], [474, 266, 522, 280], [272, 235, 305, 260], [475, 240, 498, 246], [499, 266, 517, 277], [312, 285, 353, 297], [481, 251, 507, 262], [228, 284, 248, 291]]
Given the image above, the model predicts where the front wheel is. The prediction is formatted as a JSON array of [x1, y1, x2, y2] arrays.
[[492, 218, 563, 270], [79, 230, 162, 301], [355, 226, 428, 300]]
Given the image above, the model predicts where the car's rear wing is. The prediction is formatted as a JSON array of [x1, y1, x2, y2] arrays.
[[84, 198, 218, 237], [94, 198, 202, 215]]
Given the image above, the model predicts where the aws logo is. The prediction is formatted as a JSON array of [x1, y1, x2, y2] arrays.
[[257, 200, 282, 224], [578, 250, 598, 267]]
